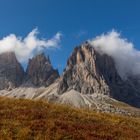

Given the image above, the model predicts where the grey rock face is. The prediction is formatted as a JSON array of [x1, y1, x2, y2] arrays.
[[0, 52, 25, 90], [26, 53, 59, 87], [58, 43, 121, 95], [58, 43, 140, 107]]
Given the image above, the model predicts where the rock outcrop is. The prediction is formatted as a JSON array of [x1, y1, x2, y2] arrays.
[[58, 42, 140, 107], [0, 52, 59, 90], [0, 52, 25, 90], [26, 53, 59, 87], [58, 42, 122, 95]]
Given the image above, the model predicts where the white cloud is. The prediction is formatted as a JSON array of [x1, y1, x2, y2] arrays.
[[89, 30, 140, 80], [0, 28, 62, 63]]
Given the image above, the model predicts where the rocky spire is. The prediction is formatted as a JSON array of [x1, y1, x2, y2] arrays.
[[57, 42, 140, 107], [0, 52, 25, 90], [57, 43, 123, 95], [26, 53, 59, 86]]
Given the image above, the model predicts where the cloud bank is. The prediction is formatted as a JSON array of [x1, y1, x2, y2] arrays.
[[0, 28, 62, 63], [89, 30, 140, 80]]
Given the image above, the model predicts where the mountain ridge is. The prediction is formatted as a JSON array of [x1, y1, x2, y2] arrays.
[[0, 42, 140, 115]]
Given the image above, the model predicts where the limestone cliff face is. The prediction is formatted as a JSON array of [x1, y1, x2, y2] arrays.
[[58, 43, 122, 95], [0, 52, 25, 90], [0, 52, 59, 90], [26, 53, 59, 86], [57, 43, 140, 107]]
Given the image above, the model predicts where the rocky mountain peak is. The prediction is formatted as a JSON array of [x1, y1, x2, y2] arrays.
[[0, 52, 17, 63], [58, 42, 122, 95], [0, 52, 25, 90], [57, 43, 140, 107], [26, 53, 59, 86]]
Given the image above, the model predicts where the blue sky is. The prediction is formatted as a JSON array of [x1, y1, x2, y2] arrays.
[[0, 0, 140, 73]]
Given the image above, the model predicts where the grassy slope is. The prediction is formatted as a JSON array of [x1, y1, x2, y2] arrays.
[[0, 97, 140, 140]]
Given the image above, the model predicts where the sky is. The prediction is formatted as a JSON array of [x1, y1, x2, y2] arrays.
[[0, 0, 140, 74]]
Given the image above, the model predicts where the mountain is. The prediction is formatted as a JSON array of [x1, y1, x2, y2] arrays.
[[26, 53, 59, 86], [0, 43, 140, 116], [58, 42, 140, 108], [58, 42, 121, 95], [0, 52, 59, 90], [0, 52, 25, 90]]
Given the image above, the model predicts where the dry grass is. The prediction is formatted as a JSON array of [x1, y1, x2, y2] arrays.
[[0, 97, 140, 140]]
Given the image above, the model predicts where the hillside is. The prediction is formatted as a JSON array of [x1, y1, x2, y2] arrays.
[[0, 97, 140, 140]]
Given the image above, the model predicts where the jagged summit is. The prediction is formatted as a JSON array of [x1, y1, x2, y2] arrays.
[[29, 52, 51, 64], [26, 53, 59, 86], [0, 52, 59, 89], [0, 52, 25, 90], [57, 43, 140, 107], [58, 43, 122, 95]]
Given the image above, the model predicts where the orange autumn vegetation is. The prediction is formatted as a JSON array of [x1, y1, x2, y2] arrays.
[[0, 97, 140, 140]]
